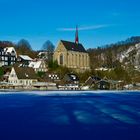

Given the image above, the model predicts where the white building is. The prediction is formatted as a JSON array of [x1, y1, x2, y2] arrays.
[[28, 60, 47, 73], [8, 67, 38, 86]]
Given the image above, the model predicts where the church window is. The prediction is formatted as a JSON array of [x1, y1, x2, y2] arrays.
[[60, 54, 63, 65], [75, 54, 77, 65]]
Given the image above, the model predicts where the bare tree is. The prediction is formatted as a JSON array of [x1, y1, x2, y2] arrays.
[[42, 40, 55, 62]]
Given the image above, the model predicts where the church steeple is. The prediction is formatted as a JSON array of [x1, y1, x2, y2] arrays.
[[75, 25, 79, 44]]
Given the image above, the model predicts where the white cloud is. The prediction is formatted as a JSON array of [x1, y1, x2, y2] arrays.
[[57, 24, 111, 32]]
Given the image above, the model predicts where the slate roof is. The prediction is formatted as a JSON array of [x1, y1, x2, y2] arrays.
[[14, 67, 37, 79], [61, 40, 87, 53]]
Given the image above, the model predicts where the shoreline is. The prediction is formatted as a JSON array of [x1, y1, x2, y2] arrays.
[[0, 89, 140, 95]]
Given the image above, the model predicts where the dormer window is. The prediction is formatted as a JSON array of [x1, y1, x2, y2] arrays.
[[25, 73, 29, 78]]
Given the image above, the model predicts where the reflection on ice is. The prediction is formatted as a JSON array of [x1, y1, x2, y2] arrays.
[[110, 113, 137, 124], [94, 104, 139, 124], [74, 111, 95, 124], [119, 105, 140, 116]]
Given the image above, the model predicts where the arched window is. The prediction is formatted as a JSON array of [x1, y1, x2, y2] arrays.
[[60, 54, 63, 65], [79, 54, 81, 66], [75, 54, 77, 66]]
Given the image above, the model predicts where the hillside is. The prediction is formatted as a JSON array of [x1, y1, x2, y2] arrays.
[[88, 36, 140, 70]]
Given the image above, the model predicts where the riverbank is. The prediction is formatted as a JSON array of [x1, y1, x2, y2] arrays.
[[0, 90, 140, 95]]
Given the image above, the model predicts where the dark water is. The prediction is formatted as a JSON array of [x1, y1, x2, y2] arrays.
[[0, 91, 140, 140]]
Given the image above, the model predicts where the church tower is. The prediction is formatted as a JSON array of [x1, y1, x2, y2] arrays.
[[53, 25, 90, 72]]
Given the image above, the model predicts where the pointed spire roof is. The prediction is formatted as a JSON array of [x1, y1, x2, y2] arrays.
[[75, 25, 79, 44]]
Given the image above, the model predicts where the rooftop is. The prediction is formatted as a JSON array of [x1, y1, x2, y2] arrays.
[[61, 40, 87, 53], [29, 61, 42, 69], [19, 55, 33, 61], [14, 67, 38, 79]]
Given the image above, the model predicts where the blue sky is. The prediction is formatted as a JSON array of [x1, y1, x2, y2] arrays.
[[0, 0, 140, 50]]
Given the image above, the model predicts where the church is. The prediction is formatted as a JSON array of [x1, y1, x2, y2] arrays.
[[53, 27, 90, 72]]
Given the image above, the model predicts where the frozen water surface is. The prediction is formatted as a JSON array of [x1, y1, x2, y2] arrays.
[[0, 91, 140, 140]]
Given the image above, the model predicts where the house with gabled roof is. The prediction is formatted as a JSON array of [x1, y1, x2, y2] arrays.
[[0, 46, 17, 66], [8, 67, 38, 86], [28, 60, 48, 73], [17, 55, 33, 66], [53, 28, 90, 72]]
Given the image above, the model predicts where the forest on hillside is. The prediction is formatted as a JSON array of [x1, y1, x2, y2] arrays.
[[87, 36, 140, 69]]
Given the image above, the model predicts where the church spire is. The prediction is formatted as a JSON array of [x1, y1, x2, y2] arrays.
[[75, 25, 79, 44]]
